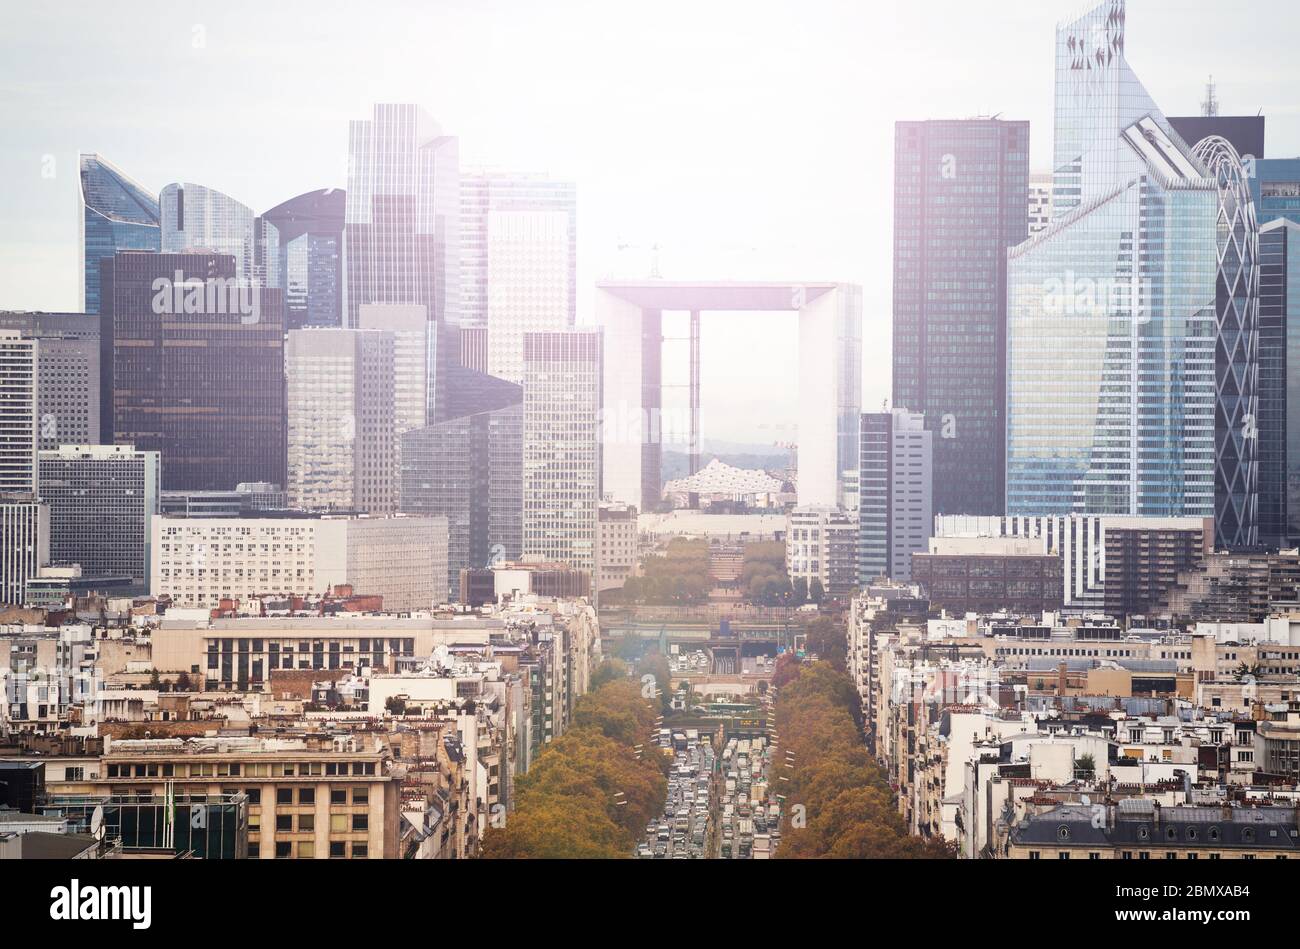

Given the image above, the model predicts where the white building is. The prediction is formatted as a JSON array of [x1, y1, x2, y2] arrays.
[[786, 506, 857, 600], [521, 331, 601, 574], [150, 514, 448, 611], [595, 501, 638, 592]]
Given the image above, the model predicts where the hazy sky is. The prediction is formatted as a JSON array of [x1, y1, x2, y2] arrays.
[[2, 0, 1297, 445]]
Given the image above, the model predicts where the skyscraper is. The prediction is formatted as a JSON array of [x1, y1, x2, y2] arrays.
[[858, 409, 932, 583], [1250, 159, 1300, 227], [0, 312, 100, 452], [461, 171, 577, 383], [1192, 135, 1260, 549], [160, 183, 257, 280], [285, 328, 396, 514], [399, 367, 523, 596], [257, 188, 345, 329], [1005, 0, 1218, 519], [522, 331, 601, 574], [38, 444, 160, 594], [892, 118, 1029, 516], [1259, 219, 1300, 546], [1028, 172, 1054, 235], [99, 252, 286, 491], [79, 154, 160, 315], [345, 104, 460, 329]]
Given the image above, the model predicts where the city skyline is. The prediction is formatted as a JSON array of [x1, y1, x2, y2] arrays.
[[3, 0, 1298, 443]]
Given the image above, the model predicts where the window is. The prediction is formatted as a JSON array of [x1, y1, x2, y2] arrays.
[[331, 814, 348, 833], [352, 814, 368, 831], [298, 814, 314, 832], [297, 841, 315, 858], [299, 788, 315, 805], [352, 843, 368, 859], [276, 815, 292, 832], [330, 789, 347, 805], [353, 789, 369, 805], [330, 841, 345, 858], [276, 788, 292, 805], [275, 841, 291, 859]]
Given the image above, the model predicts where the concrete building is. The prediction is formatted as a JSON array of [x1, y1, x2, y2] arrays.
[[0, 500, 48, 606], [911, 536, 1064, 615], [522, 331, 601, 573], [595, 502, 638, 593], [38, 445, 160, 594], [150, 514, 448, 611], [0, 331, 38, 497], [0, 312, 100, 451], [786, 506, 857, 601]]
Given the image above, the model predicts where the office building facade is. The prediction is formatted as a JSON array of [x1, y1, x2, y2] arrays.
[[99, 252, 286, 491], [160, 183, 257, 280], [1259, 219, 1300, 546], [0, 331, 39, 497], [460, 171, 577, 383], [286, 328, 396, 515], [0, 312, 100, 452], [522, 331, 601, 574], [38, 445, 160, 594], [858, 409, 932, 584], [1006, 0, 1218, 518], [399, 368, 523, 596], [893, 118, 1028, 516]]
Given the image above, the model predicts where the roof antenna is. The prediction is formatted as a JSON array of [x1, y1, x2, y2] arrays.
[[1201, 75, 1219, 117]]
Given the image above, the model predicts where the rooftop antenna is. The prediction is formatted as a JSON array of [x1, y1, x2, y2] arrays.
[[1201, 75, 1219, 117]]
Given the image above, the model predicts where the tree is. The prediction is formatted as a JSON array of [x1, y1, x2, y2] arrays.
[[809, 578, 824, 604], [804, 616, 848, 672], [148, 670, 162, 691], [1075, 753, 1096, 781], [792, 576, 808, 604], [175, 671, 193, 692], [636, 652, 672, 712], [590, 658, 628, 690], [384, 695, 407, 716]]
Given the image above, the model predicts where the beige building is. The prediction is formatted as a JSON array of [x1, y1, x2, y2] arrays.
[[94, 734, 401, 859], [595, 501, 637, 592], [150, 514, 449, 611]]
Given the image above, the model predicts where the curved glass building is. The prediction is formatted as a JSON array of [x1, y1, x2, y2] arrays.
[[1006, 0, 1218, 519], [79, 154, 160, 314], [160, 182, 256, 280]]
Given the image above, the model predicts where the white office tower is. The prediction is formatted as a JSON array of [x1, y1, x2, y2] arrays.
[[286, 328, 396, 514], [458, 172, 577, 384], [522, 331, 602, 575]]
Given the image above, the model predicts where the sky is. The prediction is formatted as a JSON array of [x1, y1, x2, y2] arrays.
[[2, 0, 1297, 445]]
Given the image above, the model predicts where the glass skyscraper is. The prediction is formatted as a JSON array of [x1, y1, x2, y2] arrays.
[[1006, 0, 1218, 519], [345, 103, 460, 329], [79, 154, 160, 315], [892, 119, 1029, 516]]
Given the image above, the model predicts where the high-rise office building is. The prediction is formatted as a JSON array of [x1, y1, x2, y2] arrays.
[[286, 328, 396, 514], [893, 118, 1028, 516], [1006, 0, 1218, 519], [357, 304, 428, 436], [1169, 112, 1265, 166], [79, 154, 160, 315], [160, 183, 257, 280], [858, 409, 932, 584], [522, 331, 601, 575], [399, 367, 523, 596], [0, 312, 100, 452], [38, 445, 160, 594], [99, 252, 286, 492], [1251, 159, 1300, 227], [461, 171, 577, 383], [1259, 219, 1300, 546], [257, 188, 345, 329], [345, 104, 460, 329]]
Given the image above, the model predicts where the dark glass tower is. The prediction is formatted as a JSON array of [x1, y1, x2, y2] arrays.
[[399, 366, 522, 597], [892, 119, 1029, 515], [79, 155, 160, 315], [99, 252, 285, 491]]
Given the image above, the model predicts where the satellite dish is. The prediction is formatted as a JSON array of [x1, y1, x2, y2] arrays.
[[90, 805, 105, 840]]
